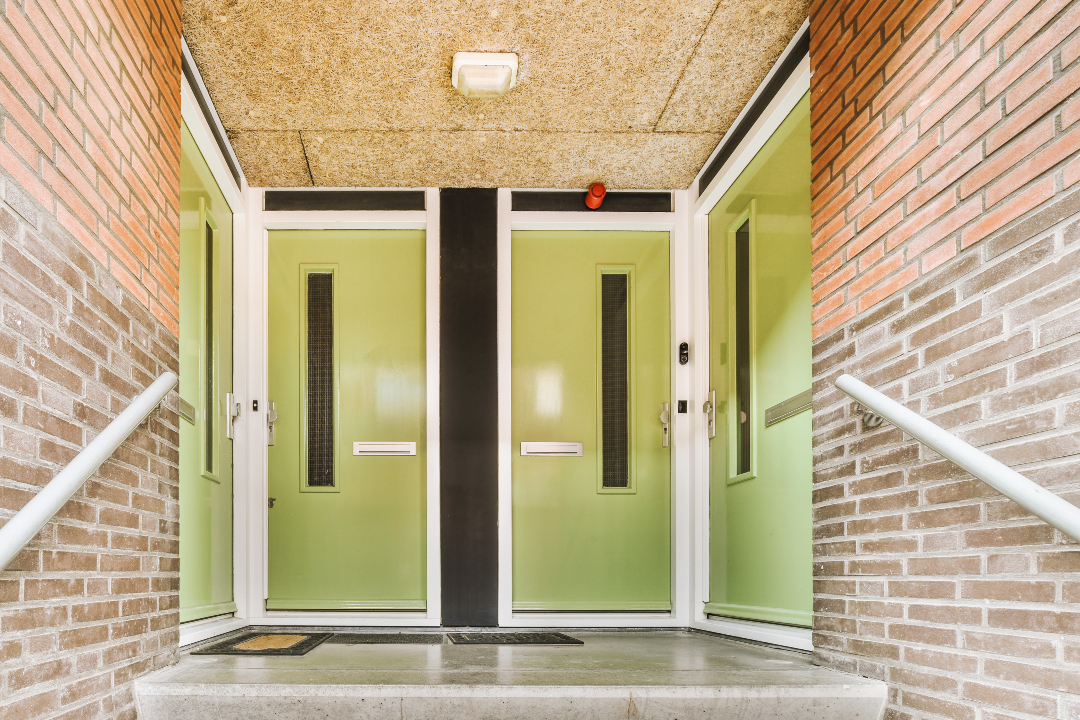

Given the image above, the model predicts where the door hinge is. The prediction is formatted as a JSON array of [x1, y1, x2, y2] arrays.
[[267, 497, 276, 509]]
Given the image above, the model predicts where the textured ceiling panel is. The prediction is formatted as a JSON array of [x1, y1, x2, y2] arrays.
[[228, 131, 313, 186], [656, 0, 809, 132], [184, 0, 806, 188], [303, 131, 721, 188]]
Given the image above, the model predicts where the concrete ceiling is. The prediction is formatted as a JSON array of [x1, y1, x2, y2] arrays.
[[183, 0, 807, 189]]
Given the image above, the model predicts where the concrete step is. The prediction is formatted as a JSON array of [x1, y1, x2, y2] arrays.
[[136, 630, 887, 720]]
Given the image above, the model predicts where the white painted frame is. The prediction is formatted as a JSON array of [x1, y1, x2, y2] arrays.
[[179, 63, 250, 647], [229, 187, 442, 630], [688, 19, 814, 651], [496, 190, 693, 628]]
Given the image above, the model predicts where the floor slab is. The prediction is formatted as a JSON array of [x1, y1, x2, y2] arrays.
[[137, 630, 887, 720]]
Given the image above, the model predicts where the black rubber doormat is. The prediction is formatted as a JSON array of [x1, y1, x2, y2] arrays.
[[327, 633, 445, 644], [192, 632, 331, 656], [448, 632, 583, 645]]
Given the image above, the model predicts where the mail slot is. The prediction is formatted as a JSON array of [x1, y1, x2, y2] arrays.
[[520, 442, 583, 457], [353, 442, 417, 456]]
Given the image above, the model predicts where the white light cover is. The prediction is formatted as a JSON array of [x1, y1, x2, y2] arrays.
[[452, 52, 518, 98]]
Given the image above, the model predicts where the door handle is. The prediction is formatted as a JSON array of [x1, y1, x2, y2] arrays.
[[225, 392, 241, 440], [267, 401, 278, 446], [660, 402, 670, 448], [703, 390, 716, 439]]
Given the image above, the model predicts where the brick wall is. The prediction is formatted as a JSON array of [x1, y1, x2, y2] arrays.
[[0, 0, 182, 719], [809, 0, 1080, 718]]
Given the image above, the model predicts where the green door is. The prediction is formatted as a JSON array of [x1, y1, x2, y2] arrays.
[[512, 231, 671, 611], [266, 230, 426, 610], [179, 124, 235, 623], [707, 93, 812, 627]]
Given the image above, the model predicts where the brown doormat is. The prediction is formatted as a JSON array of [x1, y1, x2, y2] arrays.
[[192, 632, 332, 656]]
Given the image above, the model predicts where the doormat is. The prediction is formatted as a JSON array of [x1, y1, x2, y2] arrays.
[[191, 632, 332, 656], [327, 633, 445, 644], [448, 632, 583, 645]]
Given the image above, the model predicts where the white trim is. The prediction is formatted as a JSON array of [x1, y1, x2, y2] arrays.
[[238, 188, 442, 625], [424, 187, 442, 624], [178, 83, 252, 627], [262, 211, 427, 230], [670, 189, 692, 629], [496, 188, 514, 627], [179, 615, 247, 648], [692, 616, 813, 652], [496, 196, 688, 629], [238, 187, 268, 620], [253, 613, 440, 627], [510, 211, 676, 231], [686, 32, 813, 652], [179, 58, 244, 213]]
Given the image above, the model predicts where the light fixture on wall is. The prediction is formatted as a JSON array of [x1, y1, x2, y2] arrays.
[[452, 52, 518, 98]]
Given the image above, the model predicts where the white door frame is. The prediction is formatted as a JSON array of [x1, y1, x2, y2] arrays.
[[496, 189, 694, 628], [687, 19, 815, 651], [179, 64, 251, 646], [233, 188, 443, 627]]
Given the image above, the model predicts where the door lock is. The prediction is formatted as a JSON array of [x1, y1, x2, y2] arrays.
[[267, 401, 278, 446], [703, 390, 716, 439], [267, 497, 276, 509], [225, 392, 241, 440], [660, 402, 670, 448]]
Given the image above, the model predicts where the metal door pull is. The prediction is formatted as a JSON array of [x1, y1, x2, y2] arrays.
[[353, 442, 416, 456], [267, 401, 278, 446], [225, 392, 241, 439], [520, 442, 583, 456], [703, 390, 716, 439], [660, 402, 670, 448]]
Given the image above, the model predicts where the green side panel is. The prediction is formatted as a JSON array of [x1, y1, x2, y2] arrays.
[[267, 230, 426, 609], [179, 123, 235, 624], [708, 93, 812, 627], [512, 231, 670, 611]]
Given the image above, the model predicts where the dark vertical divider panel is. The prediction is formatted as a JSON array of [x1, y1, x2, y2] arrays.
[[440, 188, 500, 626]]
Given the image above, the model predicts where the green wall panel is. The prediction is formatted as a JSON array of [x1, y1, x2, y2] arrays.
[[707, 93, 813, 627], [266, 230, 426, 610], [512, 231, 670, 611], [179, 123, 235, 623]]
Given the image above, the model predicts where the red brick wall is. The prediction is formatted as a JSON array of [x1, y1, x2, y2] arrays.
[[0, 0, 181, 718], [810, 0, 1080, 340], [810, 0, 1080, 718]]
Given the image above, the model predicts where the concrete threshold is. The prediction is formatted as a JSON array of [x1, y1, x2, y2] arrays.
[[137, 629, 887, 720]]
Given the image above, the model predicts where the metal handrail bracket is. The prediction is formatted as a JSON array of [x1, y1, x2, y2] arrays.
[[0, 371, 178, 571], [836, 373, 1080, 543]]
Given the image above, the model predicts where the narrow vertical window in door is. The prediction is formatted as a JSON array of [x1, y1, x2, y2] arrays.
[[601, 272, 630, 489], [203, 221, 214, 474], [306, 272, 335, 487], [734, 220, 751, 476]]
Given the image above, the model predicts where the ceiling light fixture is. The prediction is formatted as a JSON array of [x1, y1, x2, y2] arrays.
[[452, 52, 518, 98]]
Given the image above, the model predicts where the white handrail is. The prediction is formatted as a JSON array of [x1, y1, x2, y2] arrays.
[[0, 371, 178, 571], [836, 374, 1080, 543]]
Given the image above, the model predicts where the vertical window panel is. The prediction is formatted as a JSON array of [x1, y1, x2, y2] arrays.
[[306, 272, 335, 487], [734, 220, 752, 476], [204, 221, 214, 474], [601, 273, 630, 489]]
